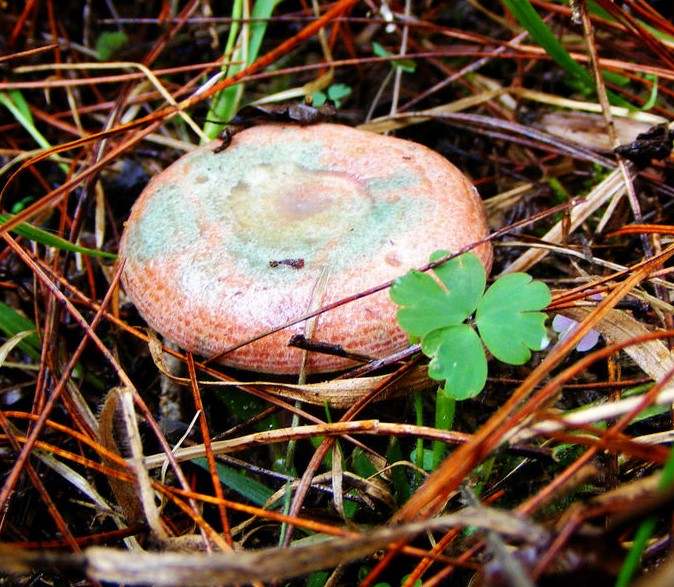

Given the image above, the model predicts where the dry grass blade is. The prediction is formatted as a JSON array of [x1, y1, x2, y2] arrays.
[[186, 353, 232, 544], [0, 331, 34, 368], [0, 246, 127, 512], [357, 90, 503, 133], [143, 420, 472, 469], [0, 510, 545, 586], [99, 387, 168, 543], [503, 168, 625, 274], [36, 450, 114, 516], [153, 367, 432, 408], [461, 485, 535, 587], [560, 307, 674, 381], [98, 388, 147, 537]]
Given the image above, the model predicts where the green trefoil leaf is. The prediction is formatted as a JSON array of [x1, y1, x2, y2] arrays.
[[422, 324, 487, 400], [476, 273, 551, 365], [390, 251, 551, 401], [390, 251, 486, 339]]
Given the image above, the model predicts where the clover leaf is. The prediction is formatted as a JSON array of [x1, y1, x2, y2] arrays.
[[311, 83, 352, 109], [476, 273, 551, 365], [327, 83, 352, 108], [390, 251, 485, 339], [391, 251, 551, 400], [422, 325, 487, 400]]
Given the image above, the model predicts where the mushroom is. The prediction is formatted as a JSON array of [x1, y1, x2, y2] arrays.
[[119, 123, 492, 374]]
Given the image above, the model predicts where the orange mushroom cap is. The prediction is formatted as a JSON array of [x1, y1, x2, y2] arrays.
[[120, 123, 492, 374]]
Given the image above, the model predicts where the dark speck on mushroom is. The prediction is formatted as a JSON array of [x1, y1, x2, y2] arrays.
[[269, 258, 305, 269]]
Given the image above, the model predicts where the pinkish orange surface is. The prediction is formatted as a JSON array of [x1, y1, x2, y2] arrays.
[[120, 124, 492, 374]]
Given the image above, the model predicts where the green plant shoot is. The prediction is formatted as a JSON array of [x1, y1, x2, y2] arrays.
[[312, 83, 352, 109], [372, 41, 416, 73], [95, 31, 129, 61], [0, 91, 69, 174], [0, 214, 116, 260], [391, 251, 551, 400]]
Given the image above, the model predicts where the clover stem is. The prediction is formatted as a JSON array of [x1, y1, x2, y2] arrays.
[[414, 392, 425, 476], [432, 387, 456, 469]]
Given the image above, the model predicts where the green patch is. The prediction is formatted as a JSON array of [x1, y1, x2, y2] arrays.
[[125, 135, 426, 282], [502, 0, 633, 108], [95, 31, 129, 61], [372, 41, 417, 73], [0, 214, 116, 260], [312, 83, 352, 109]]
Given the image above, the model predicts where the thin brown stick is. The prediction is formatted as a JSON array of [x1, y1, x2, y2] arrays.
[[186, 353, 232, 546]]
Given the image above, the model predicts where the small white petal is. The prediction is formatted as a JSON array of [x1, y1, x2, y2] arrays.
[[552, 314, 575, 334], [576, 330, 601, 352]]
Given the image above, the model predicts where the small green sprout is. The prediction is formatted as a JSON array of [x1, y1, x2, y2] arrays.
[[95, 31, 128, 61], [391, 251, 551, 400], [311, 83, 352, 109], [372, 41, 417, 73]]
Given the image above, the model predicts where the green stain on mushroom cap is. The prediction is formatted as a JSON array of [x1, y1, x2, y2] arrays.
[[125, 141, 322, 261], [127, 184, 200, 261], [124, 135, 425, 276], [367, 172, 418, 192]]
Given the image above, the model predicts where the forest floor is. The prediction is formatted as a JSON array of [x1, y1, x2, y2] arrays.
[[0, 1, 674, 586]]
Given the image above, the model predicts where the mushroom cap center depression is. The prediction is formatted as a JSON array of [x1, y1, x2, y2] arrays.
[[230, 163, 372, 247]]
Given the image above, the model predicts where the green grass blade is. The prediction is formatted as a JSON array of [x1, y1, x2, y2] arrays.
[[0, 91, 69, 173], [249, 0, 278, 64], [432, 390, 455, 469], [0, 302, 40, 360], [203, 0, 281, 139], [581, 0, 674, 43], [414, 391, 425, 473], [502, 0, 633, 108], [0, 214, 117, 260], [223, 0, 244, 60], [203, 0, 243, 139], [503, 0, 595, 94], [386, 439, 411, 503], [640, 74, 658, 111], [615, 518, 656, 587], [615, 443, 674, 586], [6, 90, 34, 125], [192, 458, 274, 506]]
